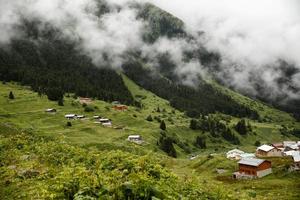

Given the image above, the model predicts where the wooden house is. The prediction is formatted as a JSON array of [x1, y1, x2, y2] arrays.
[[256, 144, 282, 157], [233, 158, 272, 179], [79, 97, 92, 105], [113, 105, 128, 111]]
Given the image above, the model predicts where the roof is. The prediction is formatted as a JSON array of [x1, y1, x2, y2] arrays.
[[128, 135, 142, 139], [272, 142, 283, 147], [227, 149, 244, 155], [293, 155, 300, 162], [283, 141, 296, 147], [238, 158, 266, 167], [65, 114, 76, 117], [284, 151, 300, 156], [257, 144, 274, 152]]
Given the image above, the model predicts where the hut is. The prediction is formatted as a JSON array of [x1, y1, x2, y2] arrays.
[[256, 144, 282, 157], [233, 158, 272, 179]]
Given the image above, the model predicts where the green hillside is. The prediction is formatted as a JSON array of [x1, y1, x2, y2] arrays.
[[0, 80, 300, 199]]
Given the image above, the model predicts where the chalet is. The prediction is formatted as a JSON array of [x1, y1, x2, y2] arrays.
[[65, 114, 77, 119], [45, 108, 56, 113], [226, 149, 245, 160], [233, 158, 272, 179], [98, 118, 112, 127], [79, 97, 92, 105], [77, 115, 85, 119], [113, 105, 128, 111], [128, 135, 143, 143], [256, 144, 282, 157]]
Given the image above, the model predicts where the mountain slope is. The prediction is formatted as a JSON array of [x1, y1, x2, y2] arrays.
[[0, 19, 134, 105]]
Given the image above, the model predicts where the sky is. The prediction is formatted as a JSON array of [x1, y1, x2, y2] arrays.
[[0, 0, 299, 101]]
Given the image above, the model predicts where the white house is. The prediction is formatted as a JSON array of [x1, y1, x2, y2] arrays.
[[65, 114, 77, 119], [77, 115, 85, 119], [226, 149, 245, 160], [256, 144, 282, 157], [45, 108, 56, 113], [128, 135, 143, 143]]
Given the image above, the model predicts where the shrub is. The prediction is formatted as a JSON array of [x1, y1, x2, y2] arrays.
[[82, 103, 87, 107], [254, 141, 261, 147], [9, 91, 15, 100], [66, 122, 72, 127], [146, 115, 153, 121], [84, 106, 94, 112]]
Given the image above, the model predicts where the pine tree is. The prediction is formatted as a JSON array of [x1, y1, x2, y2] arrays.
[[8, 91, 14, 100], [157, 107, 161, 113], [160, 120, 166, 130]]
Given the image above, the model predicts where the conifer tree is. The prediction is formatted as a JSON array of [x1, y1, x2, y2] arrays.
[[8, 91, 14, 100], [160, 120, 166, 130]]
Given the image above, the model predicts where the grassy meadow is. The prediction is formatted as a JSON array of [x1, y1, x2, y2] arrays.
[[0, 79, 300, 199]]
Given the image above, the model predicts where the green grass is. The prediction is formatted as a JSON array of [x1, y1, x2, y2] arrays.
[[1, 81, 300, 199], [1, 79, 299, 157]]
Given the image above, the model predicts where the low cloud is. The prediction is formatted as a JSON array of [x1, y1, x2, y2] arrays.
[[0, 0, 299, 101], [148, 0, 300, 100]]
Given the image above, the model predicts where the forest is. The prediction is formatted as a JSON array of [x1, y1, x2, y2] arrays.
[[0, 19, 134, 105]]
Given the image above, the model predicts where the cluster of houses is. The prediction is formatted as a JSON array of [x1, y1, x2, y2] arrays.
[[228, 141, 300, 179], [44, 98, 145, 147]]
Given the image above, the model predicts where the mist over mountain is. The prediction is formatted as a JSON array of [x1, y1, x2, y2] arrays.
[[0, 0, 299, 117]]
